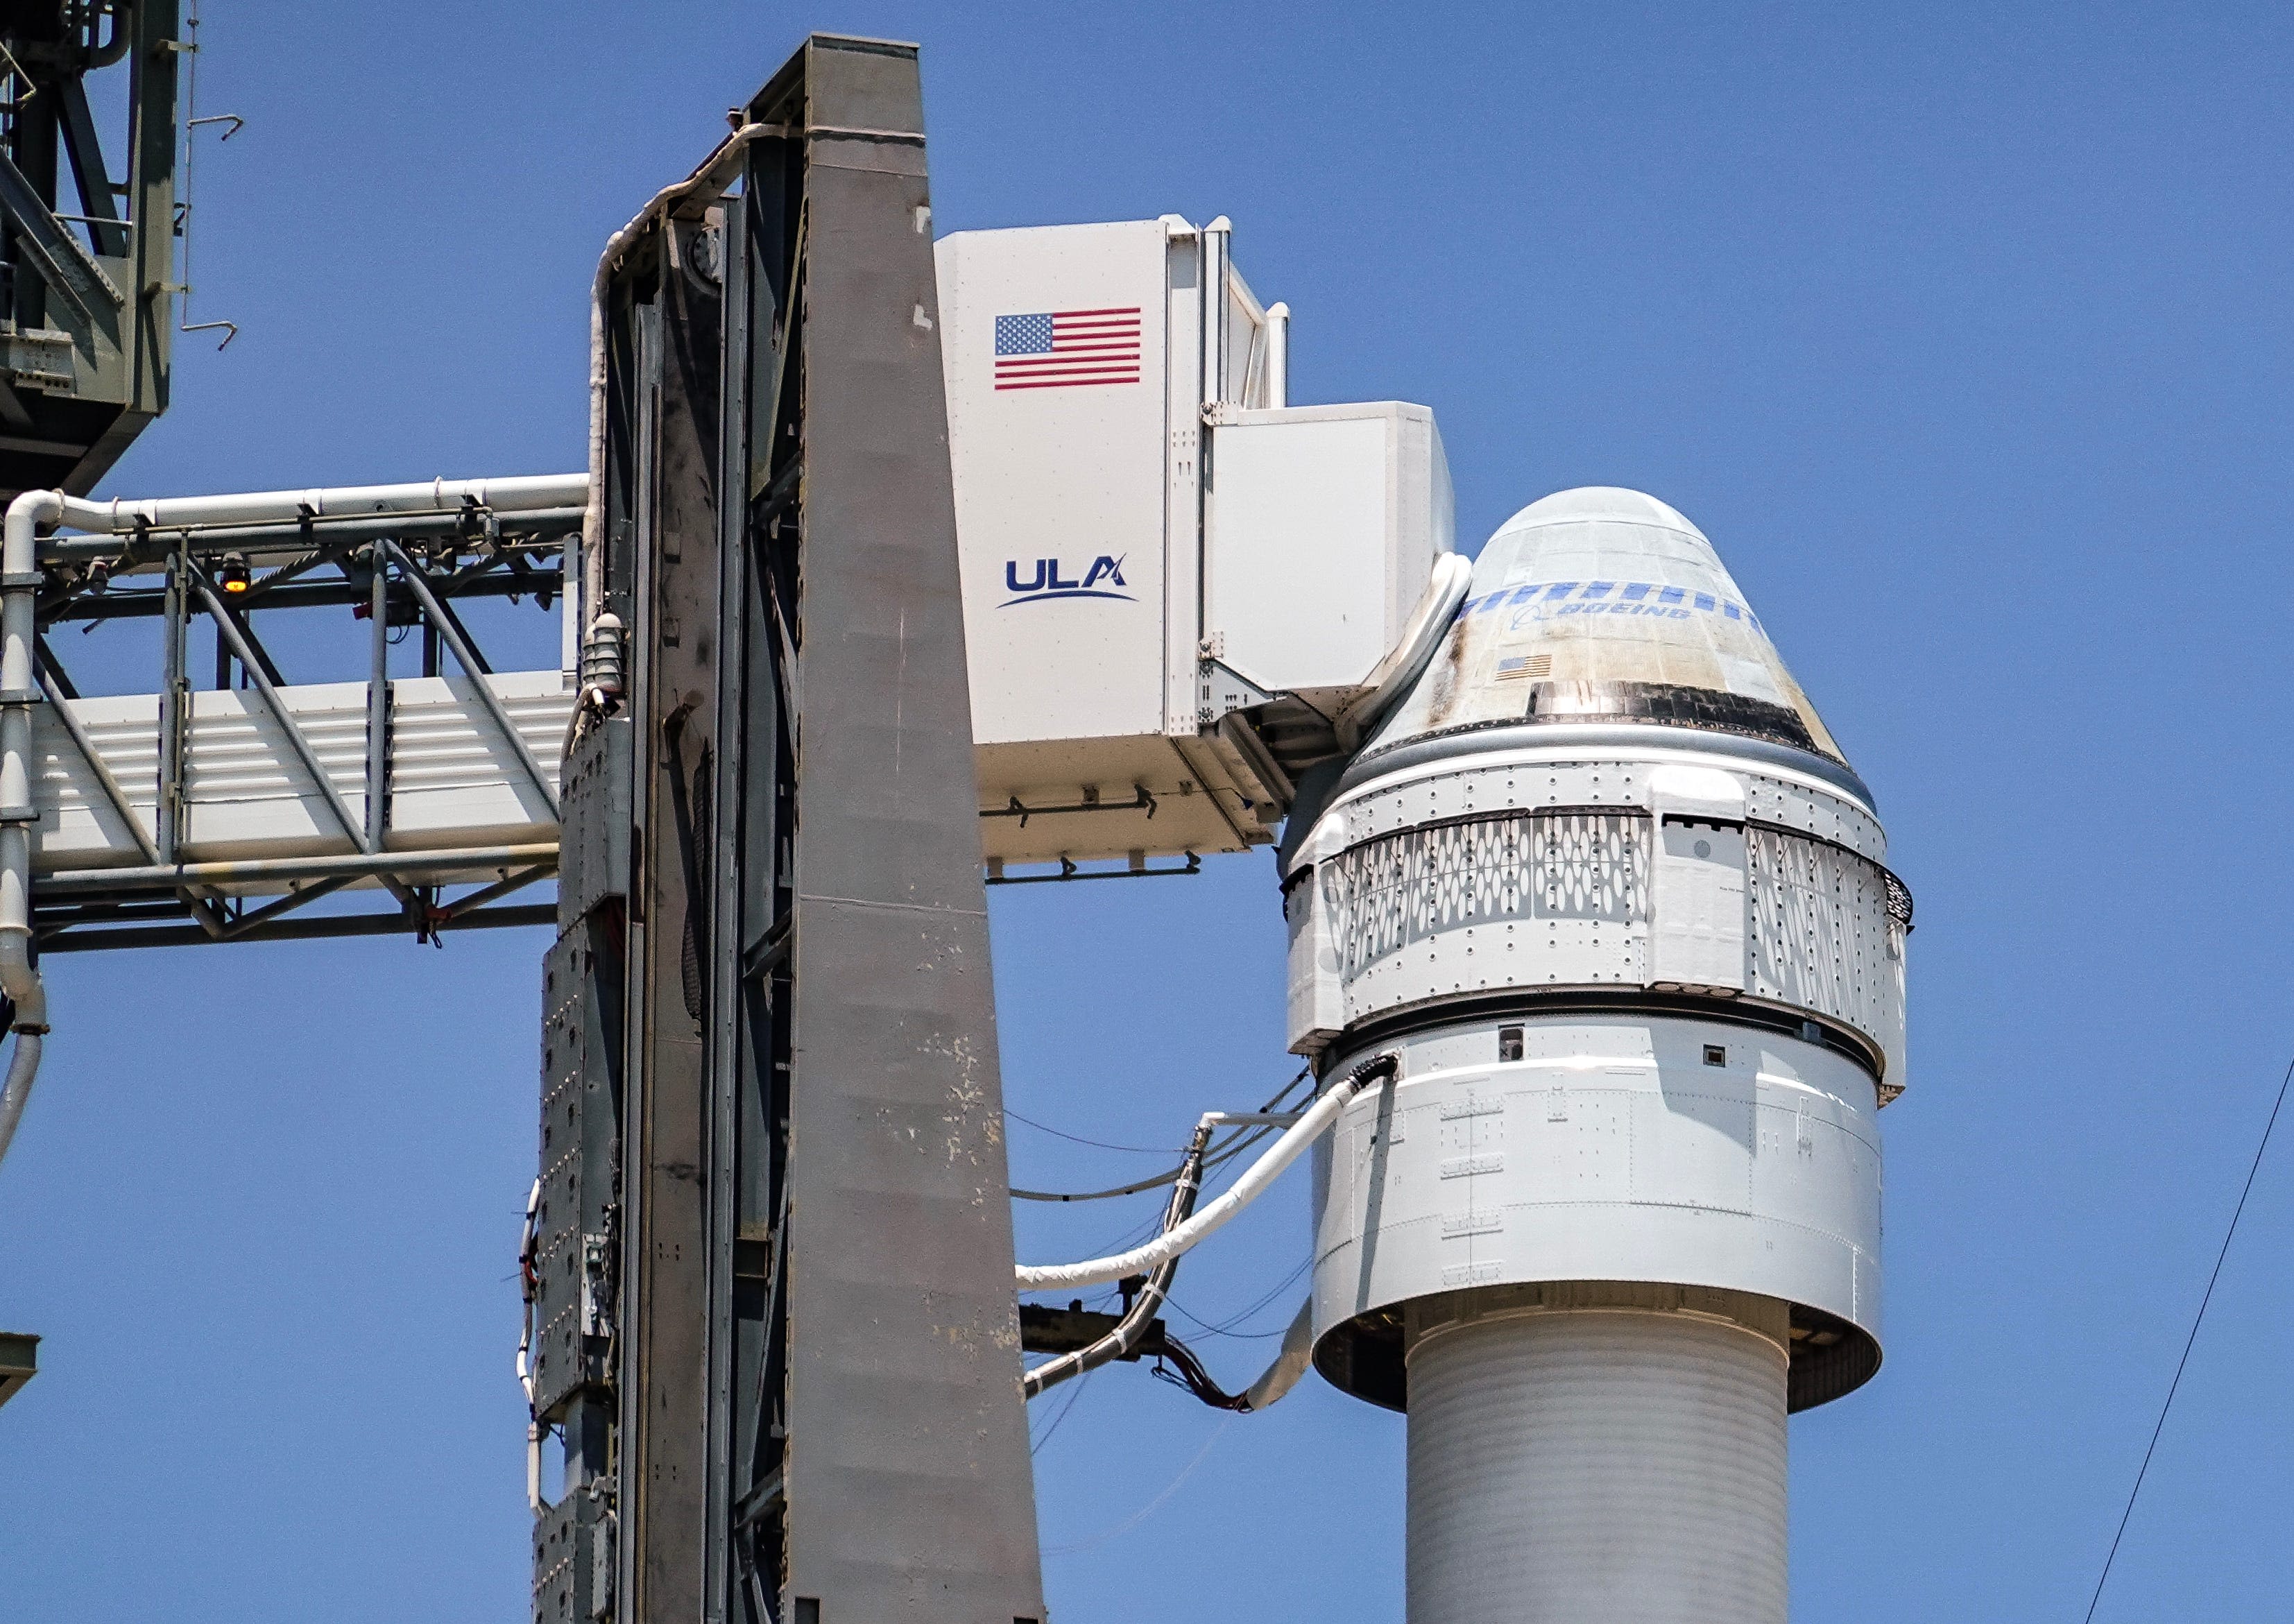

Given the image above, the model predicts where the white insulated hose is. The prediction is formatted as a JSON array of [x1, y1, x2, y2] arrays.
[[583, 121, 778, 652], [0, 490, 59, 1169], [1013, 1052, 1396, 1292]]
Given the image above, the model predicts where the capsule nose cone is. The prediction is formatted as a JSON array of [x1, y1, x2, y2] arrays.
[[1366, 487, 1849, 769]]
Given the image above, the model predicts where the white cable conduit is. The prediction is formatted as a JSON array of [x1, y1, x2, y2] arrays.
[[1013, 1052, 1397, 1292], [1334, 550, 1474, 750], [583, 121, 779, 670], [0, 476, 591, 1170], [0, 492, 56, 1166], [518, 1174, 548, 1514]]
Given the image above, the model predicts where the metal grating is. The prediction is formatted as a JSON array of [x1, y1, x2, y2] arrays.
[[1321, 810, 1650, 978], [1744, 823, 1898, 1044]]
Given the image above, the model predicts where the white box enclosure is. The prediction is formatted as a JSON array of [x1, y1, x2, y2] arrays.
[[934, 216, 1453, 871], [1204, 402, 1453, 715]]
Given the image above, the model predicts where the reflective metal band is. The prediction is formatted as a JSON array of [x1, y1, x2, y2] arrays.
[[1336, 720, 1877, 812]]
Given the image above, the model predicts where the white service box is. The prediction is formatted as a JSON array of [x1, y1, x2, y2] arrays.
[[1203, 402, 1453, 710], [936, 216, 1451, 872]]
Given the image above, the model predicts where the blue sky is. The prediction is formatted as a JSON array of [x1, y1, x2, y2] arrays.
[[5, 3, 2293, 1619]]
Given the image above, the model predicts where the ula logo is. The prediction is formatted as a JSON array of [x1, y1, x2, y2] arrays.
[[999, 555, 1132, 607]]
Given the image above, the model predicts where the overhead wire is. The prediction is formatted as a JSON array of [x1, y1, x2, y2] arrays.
[[1029, 1365, 1095, 1458], [1004, 1108, 1173, 1155], [1013, 1053, 1396, 1292], [1008, 1066, 1312, 1204], [1041, 1414, 1237, 1555], [1011, 1120, 1272, 1202], [2080, 1051, 2294, 1624], [1165, 1254, 1314, 1341]]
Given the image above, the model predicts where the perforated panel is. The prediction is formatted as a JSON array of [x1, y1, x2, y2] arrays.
[[1315, 802, 1905, 1084], [1743, 823, 1897, 1052], [1321, 811, 1648, 978]]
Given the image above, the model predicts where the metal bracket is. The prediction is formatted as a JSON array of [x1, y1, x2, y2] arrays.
[[984, 852, 1201, 886]]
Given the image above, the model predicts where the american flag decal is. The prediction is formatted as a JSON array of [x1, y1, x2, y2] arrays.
[[993, 307, 1142, 389]]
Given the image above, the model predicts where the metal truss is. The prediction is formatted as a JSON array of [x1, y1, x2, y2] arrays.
[[1, 1, 181, 499], [28, 492, 576, 952], [531, 36, 1045, 1624]]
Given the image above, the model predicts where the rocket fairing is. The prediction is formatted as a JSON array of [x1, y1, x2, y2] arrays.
[[1283, 488, 1906, 1624]]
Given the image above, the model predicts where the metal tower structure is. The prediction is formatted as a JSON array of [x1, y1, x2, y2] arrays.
[[0, 0, 180, 500], [530, 35, 1043, 1624], [2, 33, 1047, 1623]]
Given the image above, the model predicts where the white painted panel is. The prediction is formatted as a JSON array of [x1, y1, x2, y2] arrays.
[[32, 670, 570, 874], [1629, 1082, 1754, 1215], [1651, 819, 1747, 991], [1204, 402, 1448, 696], [1312, 1015, 1883, 1347], [1649, 770, 1747, 992], [936, 220, 1174, 746]]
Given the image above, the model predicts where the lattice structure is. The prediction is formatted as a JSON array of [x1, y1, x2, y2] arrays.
[[1322, 810, 1650, 979], [1744, 823, 1901, 1052]]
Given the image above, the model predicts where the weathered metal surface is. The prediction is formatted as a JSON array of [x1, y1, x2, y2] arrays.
[[0, 1328, 35, 1410], [622, 213, 726, 1624], [776, 38, 1044, 1623], [554, 34, 1043, 1624]]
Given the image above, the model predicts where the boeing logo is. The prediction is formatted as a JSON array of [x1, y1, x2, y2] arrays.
[[998, 554, 1133, 607]]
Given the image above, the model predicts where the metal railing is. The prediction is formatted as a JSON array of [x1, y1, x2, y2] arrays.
[[24, 477, 583, 952]]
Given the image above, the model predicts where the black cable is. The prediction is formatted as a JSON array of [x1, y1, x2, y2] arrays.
[[1003, 1108, 1170, 1154], [1029, 1365, 1093, 1456], [1009, 1066, 1312, 1203], [2081, 1052, 2294, 1624], [1165, 1254, 1313, 1340], [1011, 1124, 1269, 1204], [1149, 1332, 1249, 1411]]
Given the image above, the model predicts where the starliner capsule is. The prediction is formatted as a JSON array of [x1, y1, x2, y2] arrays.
[[1281, 487, 1908, 1624]]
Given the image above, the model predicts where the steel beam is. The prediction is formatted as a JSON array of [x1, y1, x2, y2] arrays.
[[769, 40, 1043, 1623], [37, 901, 554, 952], [384, 539, 559, 817], [38, 843, 560, 895], [543, 35, 1043, 1624], [0, 1, 178, 499]]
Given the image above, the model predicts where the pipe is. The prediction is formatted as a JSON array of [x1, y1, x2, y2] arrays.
[[528, 1420, 549, 1516], [1013, 1051, 1397, 1291], [1264, 300, 1289, 408], [40, 505, 587, 566], [1201, 216, 1232, 406], [67, 475, 585, 536], [584, 121, 780, 674], [1335, 550, 1474, 749], [1240, 1298, 1317, 1412], [518, 1172, 549, 1514], [37, 842, 561, 896], [0, 491, 58, 1169], [1024, 1125, 1213, 1399]]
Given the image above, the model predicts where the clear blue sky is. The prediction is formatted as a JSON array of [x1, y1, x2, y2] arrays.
[[4, 3, 2292, 1619]]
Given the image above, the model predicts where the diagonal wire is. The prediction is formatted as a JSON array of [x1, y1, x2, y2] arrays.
[[2081, 1052, 2294, 1624], [1043, 1414, 1235, 1555], [1030, 1365, 1094, 1458], [1009, 1066, 1313, 1202], [1165, 1254, 1313, 1340], [1004, 1108, 1172, 1154]]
